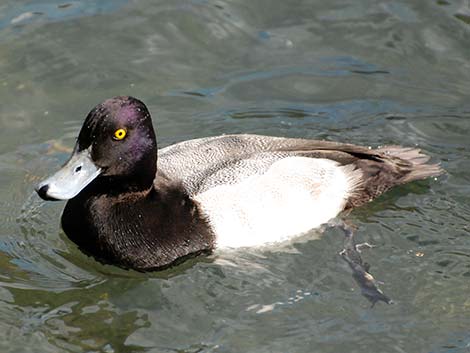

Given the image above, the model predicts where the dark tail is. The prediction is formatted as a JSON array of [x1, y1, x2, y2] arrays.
[[346, 146, 443, 209], [376, 146, 444, 183]]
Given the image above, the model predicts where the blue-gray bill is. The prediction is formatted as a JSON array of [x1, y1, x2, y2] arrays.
[[35, 148, 101, 201]]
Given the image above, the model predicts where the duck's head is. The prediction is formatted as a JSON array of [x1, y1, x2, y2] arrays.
[[36, 96, 157, 201]]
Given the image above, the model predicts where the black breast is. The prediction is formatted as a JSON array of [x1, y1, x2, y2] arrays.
[[61, 180, 215, 271]]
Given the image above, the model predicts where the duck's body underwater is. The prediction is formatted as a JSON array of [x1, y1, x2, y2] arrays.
[[35, 96, 442, 271]]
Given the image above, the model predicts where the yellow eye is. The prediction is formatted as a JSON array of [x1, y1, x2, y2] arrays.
[[113, 128, 127, 140]]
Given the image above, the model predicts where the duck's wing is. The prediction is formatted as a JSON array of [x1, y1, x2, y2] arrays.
[[157, 134, 352, 193], [157, 134, 443, 206]]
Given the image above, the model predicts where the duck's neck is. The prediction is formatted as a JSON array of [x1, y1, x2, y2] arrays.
[[61, 176, 215, 271], [102, 152, 158, 196]]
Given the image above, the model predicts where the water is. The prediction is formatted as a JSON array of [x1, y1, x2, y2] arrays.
[[1, 0, 470, 352]]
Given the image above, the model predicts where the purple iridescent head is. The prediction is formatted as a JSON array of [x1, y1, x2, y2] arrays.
[[36, 96, 158, 200], [78, 96, 156, 175]]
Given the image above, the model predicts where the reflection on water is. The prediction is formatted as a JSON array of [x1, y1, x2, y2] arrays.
[[0, 0, 470, 352]]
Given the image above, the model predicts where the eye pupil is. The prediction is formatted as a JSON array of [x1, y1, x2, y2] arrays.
[[114, 129, 126, 140]]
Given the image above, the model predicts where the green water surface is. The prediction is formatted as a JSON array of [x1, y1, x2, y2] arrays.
[[1, 1, 470, 352]]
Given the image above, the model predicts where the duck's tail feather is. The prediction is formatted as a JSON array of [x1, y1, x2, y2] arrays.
[[345, 145, 443, 209], [376, 146, 444, 183]]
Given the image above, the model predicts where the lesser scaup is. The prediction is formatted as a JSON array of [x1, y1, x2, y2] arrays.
[[35, 96, 443, 271]]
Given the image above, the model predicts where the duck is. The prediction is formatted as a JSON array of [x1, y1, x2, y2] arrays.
[[35, 96, 443, 271]]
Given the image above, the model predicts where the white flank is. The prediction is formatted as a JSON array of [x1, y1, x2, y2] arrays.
[[194, 157, 362, 248]]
